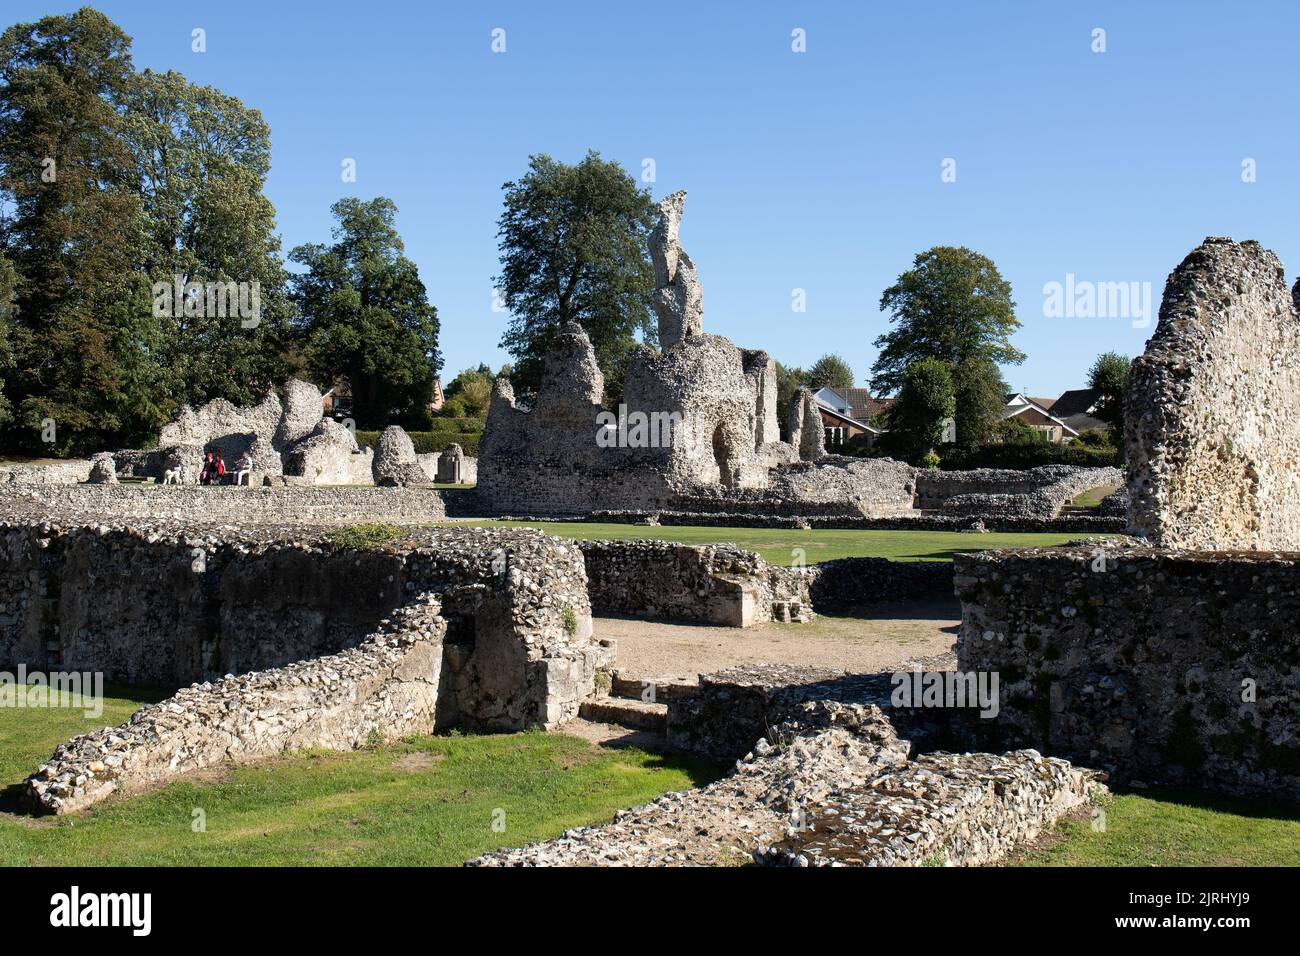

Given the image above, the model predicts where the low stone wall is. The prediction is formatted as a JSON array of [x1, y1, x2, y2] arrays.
[[4, 484, 446, 525], [578, 539, 812, 626], [916, 465, 1122, 517], [2, 460, 93, 485], [807, 558, 953, 613], [5, 524, 609, 811], [954, 545, 1300, 799], [25, 598, 447, 815], [471, 693, 1100, 867]]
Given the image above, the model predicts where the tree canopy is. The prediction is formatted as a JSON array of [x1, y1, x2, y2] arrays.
[[1087, 350, 1130, 435], [807, 353, 855, 391], [887, 357, 955, 463], [872, 246, 1022, 448], [290, 198, 441, 430], [494, 151, 656, 399]]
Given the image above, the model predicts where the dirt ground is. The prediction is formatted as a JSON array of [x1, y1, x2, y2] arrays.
[[596, 597, 961, 681]]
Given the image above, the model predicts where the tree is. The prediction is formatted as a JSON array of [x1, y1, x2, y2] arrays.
[[807, 353, 855, 391], [0, 251, 15, 425], [1087, 351, 1130, 436], [872, 246, 1023, 448], [290, 198, 441, 429], [441, 364, 493, 420], [0, 8, 161, 454], [126, 69, 294, 410], [887, 358, 954, 464], [494, 151, 656, 398]]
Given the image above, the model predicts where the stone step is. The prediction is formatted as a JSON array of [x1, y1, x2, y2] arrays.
[[578, 697, 668, 733], [610, 671, 699, 703]]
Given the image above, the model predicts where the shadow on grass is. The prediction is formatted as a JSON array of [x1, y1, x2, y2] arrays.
[[1110, 785, 1300, 823]]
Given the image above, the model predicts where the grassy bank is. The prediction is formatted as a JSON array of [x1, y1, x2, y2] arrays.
[[0, 688, 718, 867], [467, 520, 1086, 565]]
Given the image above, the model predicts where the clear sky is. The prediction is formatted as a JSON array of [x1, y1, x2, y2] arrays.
[[10, 1, 1298, 395]]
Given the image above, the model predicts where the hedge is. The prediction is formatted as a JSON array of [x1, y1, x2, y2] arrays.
[[937, 442, 1121, 469], [355, 430, 481, 457]]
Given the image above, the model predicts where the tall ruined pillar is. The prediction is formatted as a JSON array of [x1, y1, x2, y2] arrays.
[[650, 190, 703, 349], [787, 388, 826, 462]]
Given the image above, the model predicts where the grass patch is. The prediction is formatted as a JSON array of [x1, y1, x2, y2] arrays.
[[467, 520, 1087, 565], [328, 523, 404, 551], [1016, 789, 1300, 866], [1070, 484, 1120, 509], [0, 691, 721, 866]]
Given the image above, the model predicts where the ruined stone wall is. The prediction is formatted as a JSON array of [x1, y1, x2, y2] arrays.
[[578, 540, 812, 626], [25, 599, 447, 815], [954, 545, 1300, 799], [916, 465, 1122, 517], [5, 484, 446, 525], [1126, 237, 1300, 549], [807, 558, 953, 613], [1, 523, 606, 724], [2, 460, 94, 485], [585, 509, 1124, 532]]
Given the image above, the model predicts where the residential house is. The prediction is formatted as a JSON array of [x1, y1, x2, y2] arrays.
[[1001, 389, 1108, 443], [811, 387, 895, 447]]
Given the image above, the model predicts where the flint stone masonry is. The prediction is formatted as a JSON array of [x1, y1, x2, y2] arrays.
[[916, 465, 1122, 518], [470, 695, 1100, 867], [25, 598, 447, 815], [756, 748, 1098, 867], [955, 545, 1300, 799], [434, 443, 477, 484], [585, 509, 1124, 532], [114, 378, 367, 486], [2, 460, 93, 484], [2, 522, 606, 735], [1126, 237, 1300, 549], [4, 484, 446, 525], [372, 425, 429, 486], [807, 558, 954, 613], [578, 539, 813, 626]]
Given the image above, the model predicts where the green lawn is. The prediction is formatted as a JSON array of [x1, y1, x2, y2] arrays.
[[0, 688, 719, 867], [1016, 790, 1300, 866], [467, 520, 1087, 565]]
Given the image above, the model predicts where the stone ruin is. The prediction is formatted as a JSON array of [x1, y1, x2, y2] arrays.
[[954, 237, 1300, 800], [106, 378, 457, 489], [1127, 237, 1300, 549], [477, 190, 1118, 523], [5, 523, 608, 814]]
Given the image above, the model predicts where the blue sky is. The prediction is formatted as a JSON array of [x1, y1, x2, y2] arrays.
[[11, 1, 1298, 394]]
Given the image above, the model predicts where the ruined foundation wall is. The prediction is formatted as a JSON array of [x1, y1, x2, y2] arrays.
[[578, 540, 812, 626], [6, 484, 446, 525], [25, 600, 447, 815], [955, 546, 1300, 799], [916, 465, 1122, 517]]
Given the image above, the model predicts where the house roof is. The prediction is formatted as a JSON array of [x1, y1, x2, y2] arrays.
[[1051, 388, 1103, 419], [815, 386, 895, 423], [1061, 412, 1108, 435], [816, 404, 883, 434], [1003, 393, 1081, 436]]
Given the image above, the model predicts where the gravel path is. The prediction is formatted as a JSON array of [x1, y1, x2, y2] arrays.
[[597, 597, 961, 681]]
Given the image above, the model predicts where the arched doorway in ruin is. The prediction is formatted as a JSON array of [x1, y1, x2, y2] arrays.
[[712, 422, 735, 488]]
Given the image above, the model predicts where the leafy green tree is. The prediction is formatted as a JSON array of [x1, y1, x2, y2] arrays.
[[441, 364, 493, 420], [290, 198, 441, 429], [126, 69, 293, 409], [0, 8, 162, 453], [1087, 351, 1130, 436], [494, 151, 656, 398], [807, 353, 855, 391], [872, 246, 1023, 448], [887, 358, 955, 463], [0, 251, 15, 425]]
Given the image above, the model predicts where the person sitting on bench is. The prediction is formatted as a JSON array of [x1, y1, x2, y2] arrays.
[[233, 451, 252, 486]]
